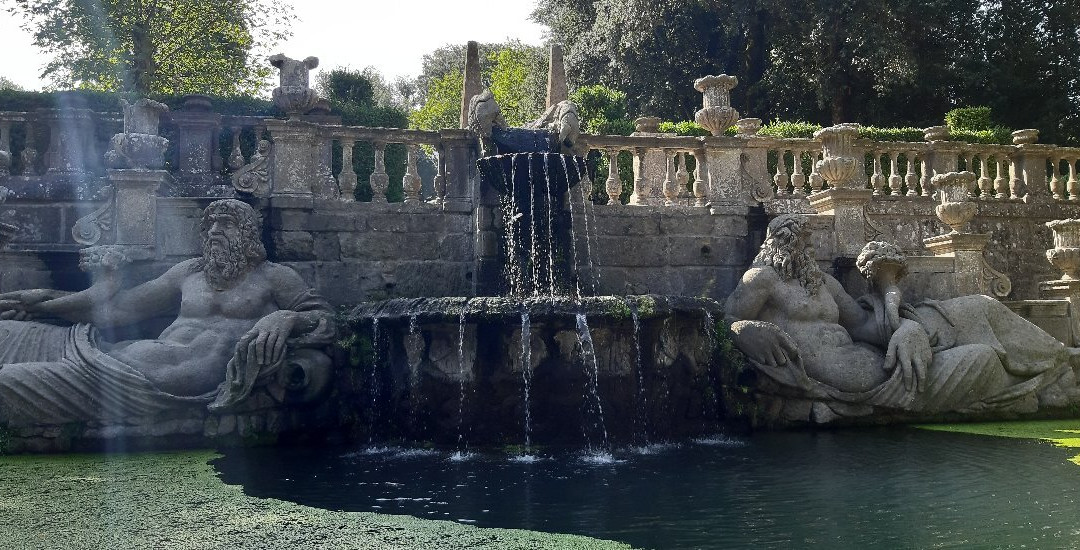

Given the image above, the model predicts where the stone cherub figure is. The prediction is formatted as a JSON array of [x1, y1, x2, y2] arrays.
[[724, 214, 1080, 422], [0, 199, 334, 427]]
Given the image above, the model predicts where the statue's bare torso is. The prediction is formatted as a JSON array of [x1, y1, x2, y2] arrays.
[[106, 259, 293, 395]]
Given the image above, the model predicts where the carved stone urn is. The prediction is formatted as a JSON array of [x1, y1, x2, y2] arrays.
[[633, 116, 661, 134], [923, 125, 950, 142], [1012, 129, 1039, 145], [1046, 219, 1080, 280], [104, 98, 170, 170], [735, 118, 761, 137], [693, 75, 739, 137], [932, 171, 978, 233], [812, 123, 860, 188], [270, 54, 321, 117]]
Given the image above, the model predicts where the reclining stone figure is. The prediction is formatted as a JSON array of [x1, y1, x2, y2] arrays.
[[0, 199, 335, 428], [725, 214, 1080, 423]]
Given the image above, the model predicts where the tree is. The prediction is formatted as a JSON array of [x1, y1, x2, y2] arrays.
[[487, 45, 546, 126], [0, 77, 24, 91], [8, 0, 293, 96]]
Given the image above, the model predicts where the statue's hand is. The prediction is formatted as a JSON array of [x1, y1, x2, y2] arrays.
[[0, 289, 65, 320], [883, 319, 932, 392], [234, 310, 297, 368], [729, 320, 801, 367]]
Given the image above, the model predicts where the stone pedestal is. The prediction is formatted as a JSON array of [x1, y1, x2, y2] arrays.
[[926, 141, 961, 177], [922, 232, 1010, 297], [705, 140, 763, 207], [108, 169, 168, 246], [808, 188, 872, 257], [170, 104, 223, 193], [438, 129, 476, 213], [265, 119, 319, 197], [1015, 143, 1054, 203]]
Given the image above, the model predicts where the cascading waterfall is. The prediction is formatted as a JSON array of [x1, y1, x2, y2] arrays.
[[368, 317, 381, 444], [520, 310, 533, 452], [562, 155, 583, 301], [544, 159, 557, 303], [453, 307, 471, 460], [575, 313, 610, 453], [575, 161, 602, 292], [631, 307, 649, 445], [528, 154, 540, 297], [406, 314, 422, 430]]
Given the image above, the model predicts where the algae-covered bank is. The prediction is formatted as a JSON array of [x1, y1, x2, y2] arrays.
[[0, 451, 634, 550], [918, 419, 1080, 467]]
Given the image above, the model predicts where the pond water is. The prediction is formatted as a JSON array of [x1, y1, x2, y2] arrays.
[[214, 428, 1080, 549]]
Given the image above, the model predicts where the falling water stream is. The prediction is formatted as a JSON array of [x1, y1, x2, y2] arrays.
[[631, 307, 648, 445], [575, 313, 610, 455], [368, 317, 380, 444], [519, 310, 533, 455]]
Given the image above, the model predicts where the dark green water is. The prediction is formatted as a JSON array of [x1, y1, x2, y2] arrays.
[[214, 429, 1080, 549]]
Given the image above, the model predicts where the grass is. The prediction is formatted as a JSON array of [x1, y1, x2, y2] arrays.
[[917, 419, 1080, 466], [0, 450, 635, 550]]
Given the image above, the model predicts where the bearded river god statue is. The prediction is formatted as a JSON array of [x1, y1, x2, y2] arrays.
[[0, 200, 335, 432], [725, 214, 1080, 424]]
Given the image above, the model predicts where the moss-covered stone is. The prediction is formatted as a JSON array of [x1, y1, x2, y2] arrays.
[[0, 451, 635, 549]]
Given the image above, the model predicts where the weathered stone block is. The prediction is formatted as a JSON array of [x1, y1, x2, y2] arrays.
[[594, 236, 666, 267], [312, 232, 340, 260], [272, 231, 315, 261]]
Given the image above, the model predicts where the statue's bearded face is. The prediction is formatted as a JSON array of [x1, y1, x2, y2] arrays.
[[198, 199, 266, 291], [754, 215, 823, 294]]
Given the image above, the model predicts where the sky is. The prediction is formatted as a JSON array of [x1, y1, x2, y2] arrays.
[[0, 0, 549, 91]]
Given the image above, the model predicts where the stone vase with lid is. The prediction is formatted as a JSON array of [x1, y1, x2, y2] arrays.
[[693, 75, 739, 137]]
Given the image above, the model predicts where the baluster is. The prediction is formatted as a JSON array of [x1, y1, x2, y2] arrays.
[[630, 147, 648, 205], [605, 148, 622, 205], [808, 150, 823, 192], [888, 151, 902, 196], [692, 148, 708, 207], [662, 149, 677, 206], [870, 151, 885, 195], [228, 126, 244, 171], [0, 121, 10, 154], [978, 155, 993, 199], [994, 157, 1009, 199], [1009, 157, 1023, 199], [920, 156, 932, 197], [790, 149, 806, 196], [905, 152, 918, 196], [403, 144, 422, 204], [774, 149, 790, 196], [1069, 158, 1080, 201], [339, 139, 358, 200], [370, 141, 389, 203], [1050, 157, 1064, 200], [675, 152, 690, 200], [433, 148, 446, 205], [958, 153, 969, 172]]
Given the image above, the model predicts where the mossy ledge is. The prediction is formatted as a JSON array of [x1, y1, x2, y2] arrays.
[[0, 451, 634, 549]]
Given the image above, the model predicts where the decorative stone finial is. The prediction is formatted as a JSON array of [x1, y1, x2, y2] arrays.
[[923, 125, 950, 142], [1046, 219, 1080, 280], [270, 54, 320, 117], [460, 42, 483, 128], [104, 98, 170, 169], [735, 118, 762, 137], [633, 116, 661, 134], [931, 171, 977, 233], [1012, 129, 1039, 145], [693, 75, 739, 137], [813, 123, 860, 188], [546, 44, 568, 108]]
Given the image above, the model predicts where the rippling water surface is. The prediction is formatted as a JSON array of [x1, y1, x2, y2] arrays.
[[214, 429, 1080, 549]]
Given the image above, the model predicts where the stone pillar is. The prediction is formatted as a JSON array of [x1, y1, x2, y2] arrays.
[[705, 145, 747, 207], [439, 129, 476, 212], [546, 44, 568, 108], [37, 107, 99, 176], [923, 232, 994, 296], [169, 95, 223, 193], [108, 169, 168, 246], [629, 117, 672, 206], [1011, 130, 1052, 203], [1040, 219, 1080, 343], [264, 118, 319, 197], [460, 41, 483, 129]]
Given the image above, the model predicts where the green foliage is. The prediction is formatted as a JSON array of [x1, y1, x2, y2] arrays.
[[858, 126, 924, 142], [0, 77, 23, 91], [946, 106, 994, 131], [949, 128, 1013, 145], [570, 84, 630, 134], [758, 121, 821, 139], [0, 87, 278, 115], [658, 121, 712, 136], [9, 0, 293, 96], [409, 71, 462, 132], [488, 47, 547, 127]]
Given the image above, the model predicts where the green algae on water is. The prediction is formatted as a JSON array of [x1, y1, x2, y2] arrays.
[[917, 419, 1080, 467]]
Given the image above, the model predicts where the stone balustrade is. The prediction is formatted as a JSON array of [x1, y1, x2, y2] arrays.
[[324, 126, 444, 204]]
